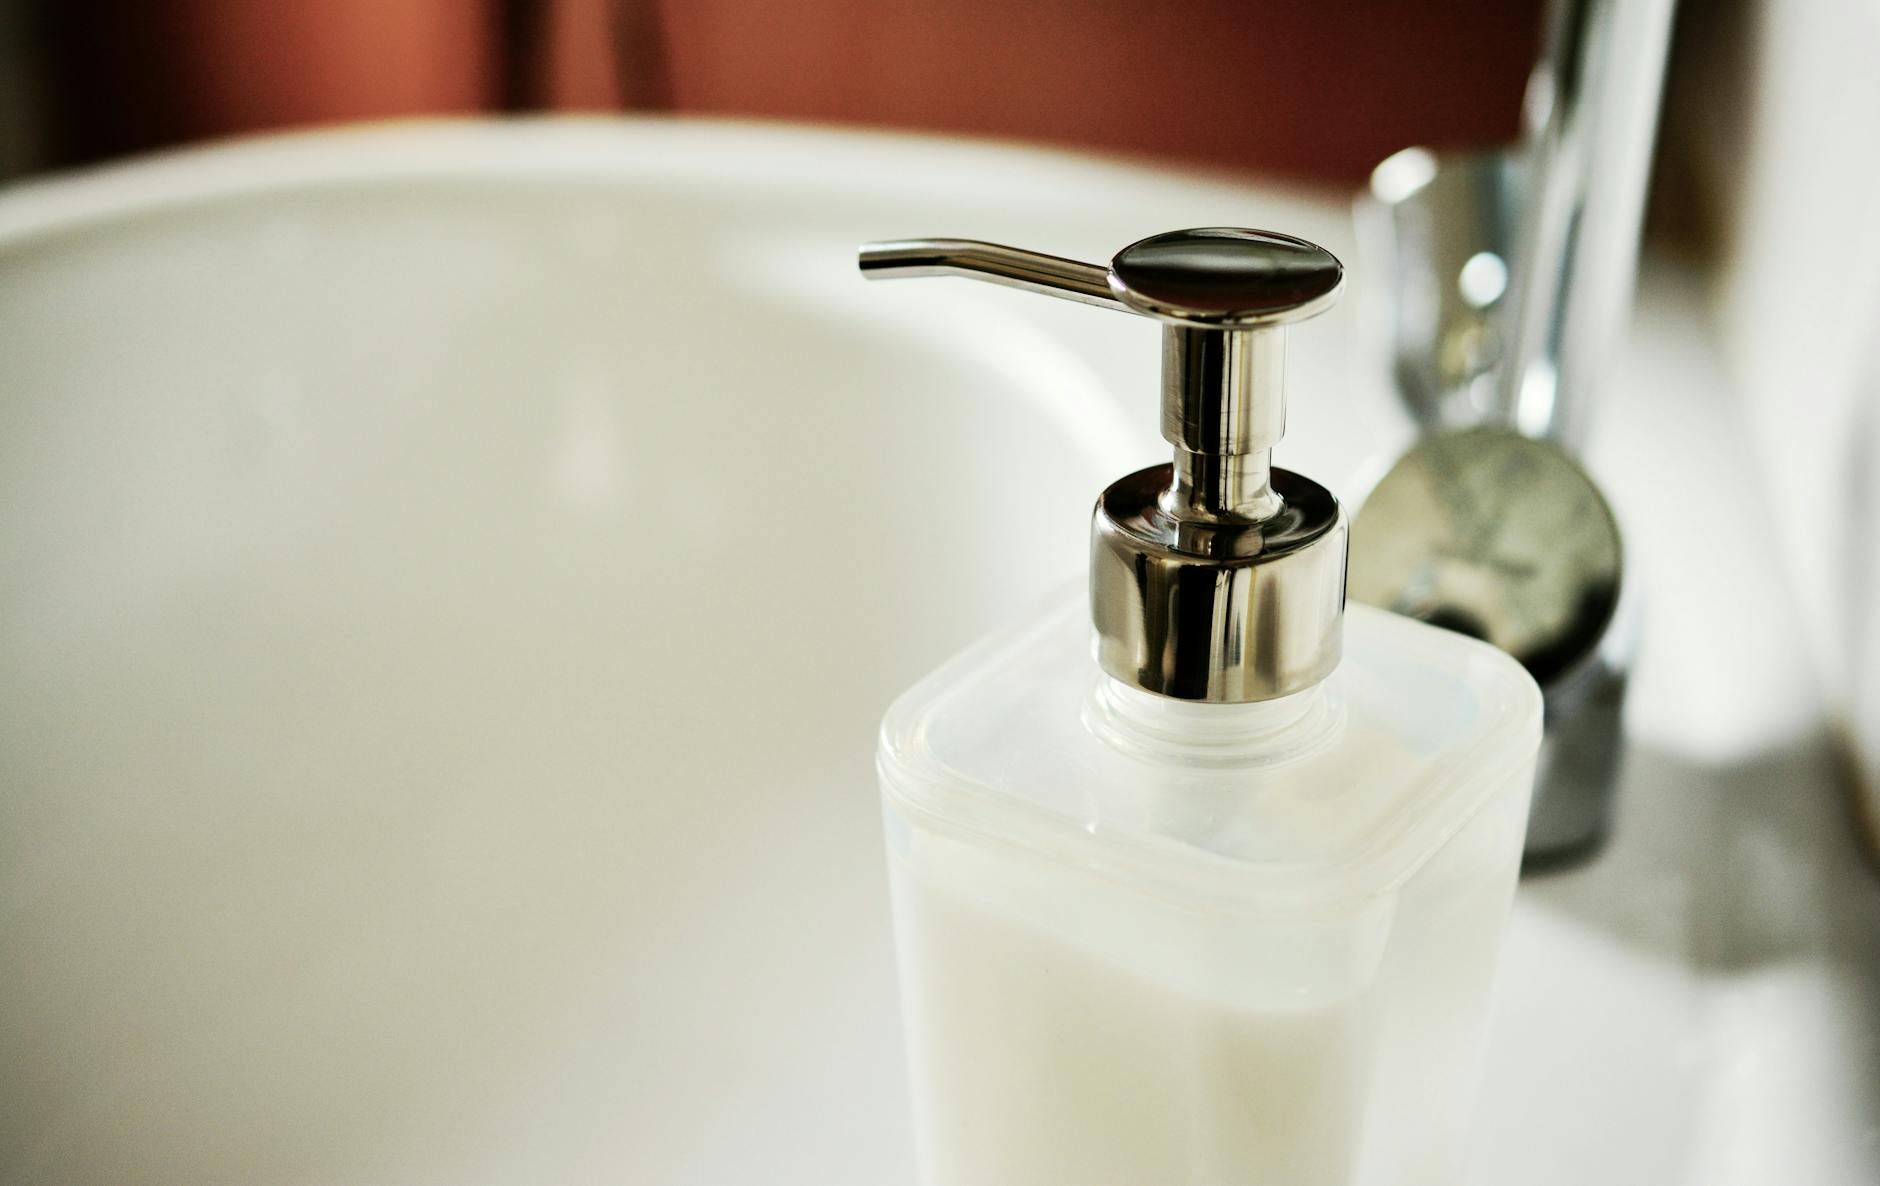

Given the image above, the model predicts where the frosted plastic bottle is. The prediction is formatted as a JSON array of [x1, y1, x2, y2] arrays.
[[861, 229, 1543, 1186]]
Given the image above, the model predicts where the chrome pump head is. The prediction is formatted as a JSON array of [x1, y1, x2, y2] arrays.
[[859, 228, 1347, 703]]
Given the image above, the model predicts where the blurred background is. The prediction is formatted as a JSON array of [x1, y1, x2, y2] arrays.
[[0, 0, 1851, 309], [3, 0, 1869, 829], [6, 1, 1542, 185], [0, 2, 1829, 265]]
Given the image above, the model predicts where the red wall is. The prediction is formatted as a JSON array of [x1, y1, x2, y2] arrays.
[[49, 0, 1540, 185]]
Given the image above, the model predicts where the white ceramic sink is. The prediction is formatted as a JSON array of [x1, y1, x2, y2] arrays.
[[1, 120, 1875, 1185]]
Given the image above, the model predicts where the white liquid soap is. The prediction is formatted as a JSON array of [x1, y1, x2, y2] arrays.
[[862, 229, 1541, 1185]]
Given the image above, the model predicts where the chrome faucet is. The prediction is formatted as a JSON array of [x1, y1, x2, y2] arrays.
[[1501, 0, 1680, 448], [1351, 0, 1677, 866]]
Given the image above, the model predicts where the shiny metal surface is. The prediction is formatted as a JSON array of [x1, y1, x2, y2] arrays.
[[1501, 0, 1677, 448], [857, 238, 1123, 311], [1525, 638, 1628, 866], [1354, 0, 1673, 862], [1361, 0, 1673, 445], [1108, 228, 1343, 327], [1161, 325, 1285, 470], [1349, 428, 1620, 683], [1349, 427, 1625, 863], [1351, 427, 1627, 862], [1095, 465, 1346, 702], [861, 228, 1347, 701], [1360, 147, 1521, 430]]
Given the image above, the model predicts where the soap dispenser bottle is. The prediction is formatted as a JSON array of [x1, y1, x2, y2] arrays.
[[863, 229, 1543, 1186]]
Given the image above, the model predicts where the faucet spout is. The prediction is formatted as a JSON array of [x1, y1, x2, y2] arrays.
[[1497, 0, 1680, 447]]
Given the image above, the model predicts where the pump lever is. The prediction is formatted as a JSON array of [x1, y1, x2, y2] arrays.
[[860, 228, 1342, 329], [858, 239, 1127, 313]]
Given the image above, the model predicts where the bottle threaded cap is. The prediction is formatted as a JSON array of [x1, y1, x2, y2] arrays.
[[1092, 465, 1347, 702]]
